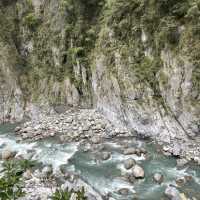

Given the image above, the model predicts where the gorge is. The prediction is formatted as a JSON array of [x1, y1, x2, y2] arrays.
[[0, 0, 200, 199]]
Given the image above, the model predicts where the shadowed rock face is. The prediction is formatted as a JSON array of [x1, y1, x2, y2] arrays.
[[0, 0, 199, 153]]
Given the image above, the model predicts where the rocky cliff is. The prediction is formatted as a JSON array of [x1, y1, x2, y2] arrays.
[[0, 0, 200, 145]]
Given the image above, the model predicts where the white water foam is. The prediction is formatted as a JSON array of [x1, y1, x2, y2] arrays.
[[0, 134, 78, 171]]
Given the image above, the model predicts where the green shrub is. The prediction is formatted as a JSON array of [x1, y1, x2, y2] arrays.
[[51, 187, 87, 200], [0, 160, 35, 200], [23, 13, 40, 30]]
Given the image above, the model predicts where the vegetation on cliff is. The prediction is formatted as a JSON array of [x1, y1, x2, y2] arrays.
[[0, 0, 199, 105]]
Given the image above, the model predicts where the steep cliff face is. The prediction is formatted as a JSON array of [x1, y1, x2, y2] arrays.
[[0, 0, 200, 143]]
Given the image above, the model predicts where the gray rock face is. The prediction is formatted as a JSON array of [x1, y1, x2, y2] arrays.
[[124, 158, 136, 170], [164, 186, 182, 200], [132, 165, 145, 178]]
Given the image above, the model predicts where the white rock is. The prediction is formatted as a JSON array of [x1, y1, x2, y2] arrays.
[[132, 165, 145, 178]]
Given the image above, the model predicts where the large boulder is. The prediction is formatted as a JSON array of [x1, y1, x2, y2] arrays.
[[132, 165, 145, 178], [123, 148, 136, 155], [124, 158, 136, 170], [164, 186, 182, 200]]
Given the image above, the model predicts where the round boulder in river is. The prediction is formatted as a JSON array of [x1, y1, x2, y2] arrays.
[[164, 186, 182, 200], [101, 152, 111, 160], [123, 148, 136, 155], [117, 188, 129, 195], [153, 173, 164, 184], [124, 158, 136, 170], [132, 164, 145, 178]]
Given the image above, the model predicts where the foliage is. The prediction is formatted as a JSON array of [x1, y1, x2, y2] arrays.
[[23, 13, 40, 31], [51, 187, 87, 200], [51, 188, 72, 200], [0, 159, 35, 200]]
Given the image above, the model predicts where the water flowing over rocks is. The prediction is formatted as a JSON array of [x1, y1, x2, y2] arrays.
[[0, 109, 200, 200]]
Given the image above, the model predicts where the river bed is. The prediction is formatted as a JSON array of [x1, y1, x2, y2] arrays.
[[0, 124, 200, 200]]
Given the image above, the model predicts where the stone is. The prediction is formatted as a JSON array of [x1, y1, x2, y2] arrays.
[[139, 147, 147, 154], [0, 142, 6, 149], [123, 148, 136, 155], [33, 169, 43, 179], [14, 126, 21, 132], [172, 144, 182, 157], [124, 158, 136, 170], [1, 149, 14, 160], [184, 175, 193, 182], [135, 148, 142, 156], [66, 118, 73, 123], [101, 152, 111, 160], [124, 173, 135, 183], [194, 157, 200, 165], [176, 159, 188, 167], [23, 169, 32, 180], [163, 146, 170, 152], [42, 165, 53, 177], [23, 127, 33, 133], [50, 132, 55, 137], [91, 136, 101, 144], [132, 165, 145, 178], [164, 186, 182, 200], [176, 177, 186, 186], [117, 188, 129, 195], [153, 173, 164, 184]]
